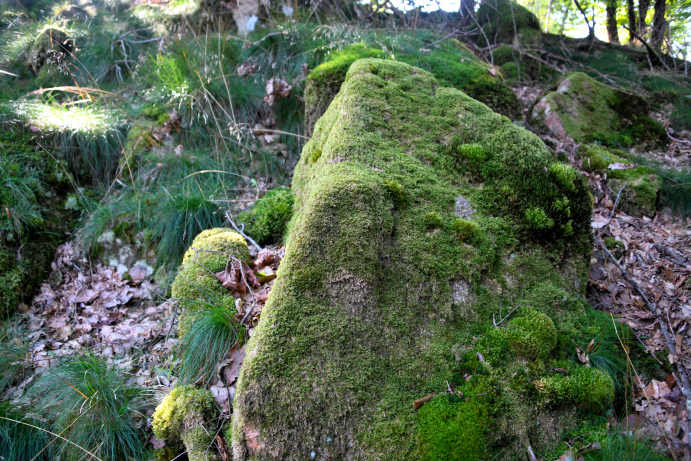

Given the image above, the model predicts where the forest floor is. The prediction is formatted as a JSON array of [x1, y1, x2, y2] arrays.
[[3, 78, 691, 460]]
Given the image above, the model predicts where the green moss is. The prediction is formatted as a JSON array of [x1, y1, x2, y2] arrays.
[[456, 143, 486, 162], [603, 237, 623, 250], [423, 212, 443, 229], [525, 207, 554, 230], [152, 385, 220, 461], [236, 187, 294, 246], [476, 0, 542, 46], [609, 167, 661, 217], [170, 228, 249, 307], [451, 219, 481, 243], [232, 59, 596, 460], [536, 366, 615, 410], [493, 45, 543, 81], [549, 163, 578, 192], [417, 389, 491, 461], [534, 73, 667, 148], [578, 145, 630, 172]]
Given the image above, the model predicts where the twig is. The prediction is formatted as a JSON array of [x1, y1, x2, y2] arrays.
[[609, 183, 626, 221], [225, 211, 262, 252], [599, 238, 691, 423], [668, 133, 691, 144], [622, 25, 671, 70], [493, 305, 519, 327]]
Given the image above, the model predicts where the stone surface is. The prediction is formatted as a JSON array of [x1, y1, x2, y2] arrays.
[[231, 59, 612, 460]]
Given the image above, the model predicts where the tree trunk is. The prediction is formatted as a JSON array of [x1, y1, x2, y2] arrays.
[[627, 0, 636, 43], [559, 3, 571, 34], [650, 0, 666, 50], [638, 0, 650, 35], [606, 0, 620, 44]]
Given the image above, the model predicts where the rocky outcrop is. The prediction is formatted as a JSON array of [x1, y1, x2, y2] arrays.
[[232, 59, 616, 460], [532, 72, 667, 148]]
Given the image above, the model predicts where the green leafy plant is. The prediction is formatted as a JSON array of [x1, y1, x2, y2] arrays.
[[28, 354, 150, 461]]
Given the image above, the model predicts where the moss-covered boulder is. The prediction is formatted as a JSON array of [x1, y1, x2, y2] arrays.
[[231, 59, 613, 460], [493, 45, 544, 82], [579, 145, 662, 216], [532, 72, 667, 148], [23, 26, 73, 75], [152, 385, 220, 461], [304, 42, 520, 135], [476, 0, 542, 47]]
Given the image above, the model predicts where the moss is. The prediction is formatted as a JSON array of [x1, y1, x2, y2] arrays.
[[236, 187, 294, 246], [525, 207, 554, 230], [476, 0, 542, 46], [305, 44, 385, 135], [609, 167, 662, 217], [24, 26, 73, 74], [451, 218, 481, 243], [533, 73, 667, 148], [423, 212, 443, 229], [170, 228, 249, 321], [579, 145, 630, 172], [305, 43, 521, 135], [535, 366, 615, 410], [484, 309, 558, 362], [603, 237, 622, 250], [493, 45, 542, 81], [152, 385, 220, 461], [417, 388, 492, 461], [232, 59, 598, 460]]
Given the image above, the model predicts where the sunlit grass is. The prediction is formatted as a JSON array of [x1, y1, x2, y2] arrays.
[[11, 100, 122, 135]]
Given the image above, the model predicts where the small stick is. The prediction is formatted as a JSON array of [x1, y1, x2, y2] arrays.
[[226, 211, 262, 252], [609, 183, 626, 221]]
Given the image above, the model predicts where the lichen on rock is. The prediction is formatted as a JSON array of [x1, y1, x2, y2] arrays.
[[231, 58, 614, 460]]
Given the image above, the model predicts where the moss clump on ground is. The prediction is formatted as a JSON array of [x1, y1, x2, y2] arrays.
[[493, 45, 543, 82], [578, 145, 662, 216], [532, 73, 667, 149], [236, 187, 294, 246], [535, 366, 615, 410], [171, 228, 249, 309], [23, 25, 73, 75], [152, 385, 220, 461], [417, 388, 492, 461], [231, 59, 606, 460], [476, 0, 542, 46]]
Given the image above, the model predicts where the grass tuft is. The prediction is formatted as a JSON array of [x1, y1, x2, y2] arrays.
[[28, 353, 150, 461], [176, 287, 245, 386]]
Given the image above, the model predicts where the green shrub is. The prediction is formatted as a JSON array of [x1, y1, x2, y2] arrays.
[[237, 187, 294, 246]]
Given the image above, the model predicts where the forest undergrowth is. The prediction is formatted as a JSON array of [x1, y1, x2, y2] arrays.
[[0, 0, 690, 459]]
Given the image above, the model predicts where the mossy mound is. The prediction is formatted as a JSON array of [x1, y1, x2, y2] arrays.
[[532, 72, 667, 149], [236, 187, 294, 246], [171, 228, 250, 308], [152, 385, 220, 461], [579, 145, 662, 216], [476, 0, 542, 47], [23, 26, 73, 74], [493, 45, 544, 82], [231, 59, 614, 460], [304, 42, 520, 135]]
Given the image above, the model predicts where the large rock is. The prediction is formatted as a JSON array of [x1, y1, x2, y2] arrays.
[[232, 59, 616, 460], [476, 0, 542, 47], [531, 72, 667, 148], [304, 42, 520, 136]]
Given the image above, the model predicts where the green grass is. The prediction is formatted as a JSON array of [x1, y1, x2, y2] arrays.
[[175, 288, 245, 385], [0, 402, 54, 461], [28, 353, 150, 461]]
